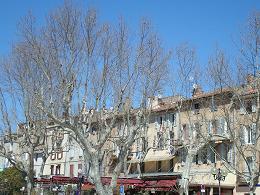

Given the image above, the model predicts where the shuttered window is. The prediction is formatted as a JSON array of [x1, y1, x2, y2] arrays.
[[70, 164, 74, 177]]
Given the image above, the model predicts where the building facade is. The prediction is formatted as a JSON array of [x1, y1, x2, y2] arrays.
[[2, 78, 260, 195]]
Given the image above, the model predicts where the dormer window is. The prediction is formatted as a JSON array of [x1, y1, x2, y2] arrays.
[[194, 103, 200, 109], [193, 103, 200, 114]]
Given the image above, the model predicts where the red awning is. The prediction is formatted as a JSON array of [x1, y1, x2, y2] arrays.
[[145, 179, 176, 187], [101, 177, 144, 186], [34, 176, 178, 192], [141, 179, 177, 191], [52, 176, 79, 184], [34, 178, 51, 184]]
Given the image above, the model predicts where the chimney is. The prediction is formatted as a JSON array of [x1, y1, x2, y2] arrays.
[[147, 96, 160, 109], [192, 84, 203, 97]]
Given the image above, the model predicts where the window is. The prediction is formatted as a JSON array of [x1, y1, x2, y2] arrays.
[[91, 126, 97, 134], [70, 164, 74, 177], [252, 100, 257, 113], [56, 164, 60, 175], [208, 121, 212, 135], [211, 120, 218, 134], [218, 118, 227, 134], [169, 131, 174, 145], [193, 103, 200, 114], [78, 164, 82, 173], [207, 146, 215, 163], [179, 148, 187, 165], [227, 144, 234, 165], [244, 156, 254, 173], [245, 100, 257, 113], [140, 162, 145, 173], [78, 164, 82, 172], [35, 153, 43, 162], [215, 144, 228, 161], [157, 132, 164, 149], [197, 147, 207, 164], [193, 154, 198, 164], [250, 123, 256, 144], [172, 113, 176, 126], [57, 150, 63, 160], [51, 153, 56, 160], [194, 103, 200, 109], [240, 103, 246, 114], [159, 116, 163, 125], [142, 137, 147, 152], [157, 161, 162, 172], [246, 101, 253, 113], [220, 144, 228, 161], [50, 165, 54, 175], [182, 124, 188, 140], [56, 164, 61, 175], [57, 132, 64, 139], [35, 153, 38, 162], [193, 123, 200, 139], [169, 159, 174, 172], [241, 124, 256, 144]]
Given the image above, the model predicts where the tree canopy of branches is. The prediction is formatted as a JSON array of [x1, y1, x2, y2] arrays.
[[1, 1, 260, 195], [0, 2, 170, 195]]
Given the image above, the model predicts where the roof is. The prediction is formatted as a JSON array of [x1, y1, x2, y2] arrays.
[[151, 87, 234, 112]]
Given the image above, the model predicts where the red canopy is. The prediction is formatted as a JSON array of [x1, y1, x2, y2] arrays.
[[101, 177, 144, 186], [35, 175, 177, 192]]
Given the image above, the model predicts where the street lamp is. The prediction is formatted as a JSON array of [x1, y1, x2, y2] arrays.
[[211, 167, 228, 195]]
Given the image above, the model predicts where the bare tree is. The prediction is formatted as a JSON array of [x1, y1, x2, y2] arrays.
[[170, 43, 208, 195], [1, 2, 170, 195], [206, 43, 260, 195], [238, 11, 260, 77], [0, 55, 56, 194]]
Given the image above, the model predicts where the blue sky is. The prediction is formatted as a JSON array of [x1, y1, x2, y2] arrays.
[[0, 0, 260, 67]]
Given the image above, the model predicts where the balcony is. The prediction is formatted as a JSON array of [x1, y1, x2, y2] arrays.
[[236, 174, 249, 185], [208, 133, 230, 142], [128, 171, 180, 178]]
